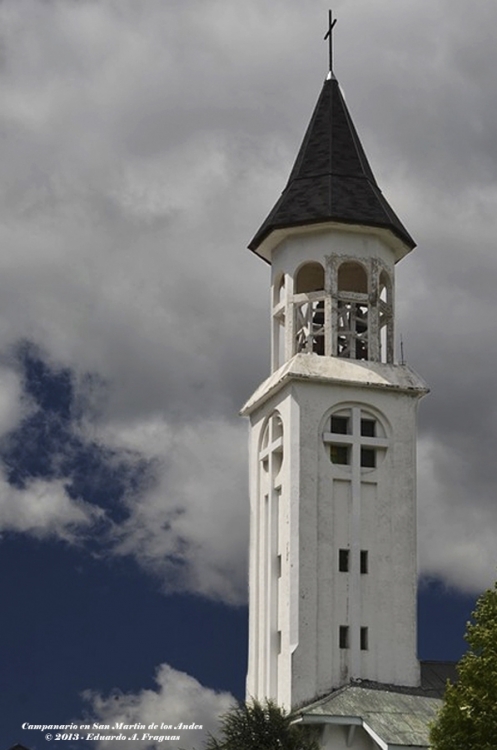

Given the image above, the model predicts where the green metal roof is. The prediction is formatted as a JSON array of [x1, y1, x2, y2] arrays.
[[295, 684, 442, 748]]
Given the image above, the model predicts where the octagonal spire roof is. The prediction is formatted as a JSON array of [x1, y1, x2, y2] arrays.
[[249, 74, 415, 258]]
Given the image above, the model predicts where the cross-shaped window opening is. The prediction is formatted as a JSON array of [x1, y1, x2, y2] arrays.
[[324, 407, 388, 470]]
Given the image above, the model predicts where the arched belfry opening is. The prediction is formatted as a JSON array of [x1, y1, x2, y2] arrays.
[[293, 262, 326, 357], [295, 262, 325, 293], [337, 261, 368, 293], [336, 261, 369, 360], [272, 274, 286, 370], [271, 256, 395, 370], [378, 269, 393, 363]]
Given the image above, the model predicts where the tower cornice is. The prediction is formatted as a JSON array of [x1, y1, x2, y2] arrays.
[[241, 353, 429, 416]]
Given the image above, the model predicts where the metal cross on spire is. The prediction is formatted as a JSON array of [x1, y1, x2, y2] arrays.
[[324, 9, 337, 76]]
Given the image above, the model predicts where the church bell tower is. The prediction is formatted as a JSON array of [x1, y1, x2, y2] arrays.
[[242, 30, 428, 711]]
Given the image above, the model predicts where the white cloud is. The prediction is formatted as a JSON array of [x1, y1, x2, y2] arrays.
[[0, 363, 100, 543], [0, 359, 102, 543], [82, 663, 234, 750], [0, 475, 103, 541], [92, 415, 249, 604]]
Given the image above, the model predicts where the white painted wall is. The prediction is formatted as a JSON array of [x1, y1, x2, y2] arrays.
[[245, 359, 425, 709], [271, 228, 395, 283], [245, 224, 424, 711]]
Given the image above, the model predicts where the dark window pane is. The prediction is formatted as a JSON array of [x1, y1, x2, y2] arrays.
[[313, 334, 325, 356], [361, 447, 376, 468], [361, 419, 376, 437], [331, 445, 350, 465], [331, 416, 349, 434], [360, 550, 369, 574], [313, 301, 325, 325], [339, 549, 349, 572], [361, 627, 369, 651], [339, 626, 349, 649], [355, 341, 368, 360]]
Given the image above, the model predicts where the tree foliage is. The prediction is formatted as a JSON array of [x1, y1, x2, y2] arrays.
[[430, 580, 497, 750], [204, 699, 319, 750]]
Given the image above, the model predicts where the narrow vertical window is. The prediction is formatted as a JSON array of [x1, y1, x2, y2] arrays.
[[339, 626, 349, 649], [360, 627, 369, 651], [360, 550, 369, 574], [277, 554, 282, 578], [338, 549, 350, 572]]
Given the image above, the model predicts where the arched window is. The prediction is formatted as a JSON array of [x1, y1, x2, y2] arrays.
[[336, 261, 369, 360], [258, 411, 284, 697], [272, 275, 286, 370], [286, 256, 394, 364], [260, 412, 284, 479], [294, 262, 325, 355], [378, 270, 393, 363], [323, 405, 388, 470], [295, 262, 325, 293], [274, 274, 285, 306], [337, 261, 368, 293]]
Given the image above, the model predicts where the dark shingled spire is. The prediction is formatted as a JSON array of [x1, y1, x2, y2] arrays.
[[249, 76, 415, 256]]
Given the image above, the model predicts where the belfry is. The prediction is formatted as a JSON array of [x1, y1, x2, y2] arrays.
[[241, 14, 453, 750]]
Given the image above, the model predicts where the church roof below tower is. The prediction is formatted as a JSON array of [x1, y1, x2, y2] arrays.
[[294, 684, 441, 749], [249, 75, 415, 257], [292, 662, 457, 750]]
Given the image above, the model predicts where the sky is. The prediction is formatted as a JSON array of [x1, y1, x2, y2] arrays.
[[1, 0, 496, 747]]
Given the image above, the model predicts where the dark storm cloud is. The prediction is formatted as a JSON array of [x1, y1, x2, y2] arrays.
[[0, 0, 496, 739], [0, 0, 495, 599]]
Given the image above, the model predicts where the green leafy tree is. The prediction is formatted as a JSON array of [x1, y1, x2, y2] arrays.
[[430, 580, 497, 750], [204, 699, 319, 750]]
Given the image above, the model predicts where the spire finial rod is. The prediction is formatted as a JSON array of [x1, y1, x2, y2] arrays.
[[324, 9, 337, 76]]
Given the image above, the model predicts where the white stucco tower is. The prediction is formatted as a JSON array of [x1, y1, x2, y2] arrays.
[[242, 68, 428, 712]]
